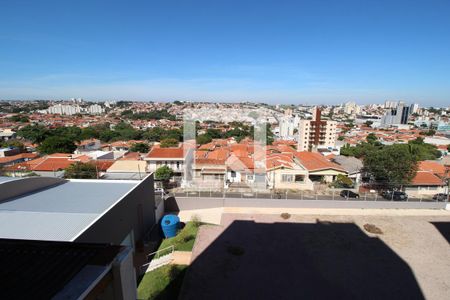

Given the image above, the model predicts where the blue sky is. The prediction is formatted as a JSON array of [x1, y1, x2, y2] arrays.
[[1, 0, 449, 106]]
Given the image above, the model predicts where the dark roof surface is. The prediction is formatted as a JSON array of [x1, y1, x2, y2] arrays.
[[0, 239, 121, 299]]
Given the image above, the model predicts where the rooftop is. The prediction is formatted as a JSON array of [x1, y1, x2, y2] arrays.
[[0, 177, 139, 241]]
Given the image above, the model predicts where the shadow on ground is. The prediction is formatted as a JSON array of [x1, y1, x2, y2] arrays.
[[431, 222, 450, 244], [180, 220, 424, 300]]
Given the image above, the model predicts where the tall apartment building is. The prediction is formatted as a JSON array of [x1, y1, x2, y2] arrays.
[[410, 103, 419, 114], [380, 101, 410, 127], [297, 107, 337, 151], [279, 114, 300, 140], [384, 100, 398, 109], [47, 104, 82, 115], [343, 101, 361, 115], [87, 103, 105, 114]]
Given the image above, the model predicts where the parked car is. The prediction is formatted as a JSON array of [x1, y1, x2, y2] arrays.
[[382, 191, 408, 201], [340, 190, 360, 199], [432, 193, 449, 202]]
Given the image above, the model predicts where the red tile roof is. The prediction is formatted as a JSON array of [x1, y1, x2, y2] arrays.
[[146, 147, 185, 159], [0, 153, 38, 164], [411, 171, 444, 186], [120, 152, 141, 160], [295, 151, 346, 172], [418, 161, 446, 177], [92, 160, 115, 171]]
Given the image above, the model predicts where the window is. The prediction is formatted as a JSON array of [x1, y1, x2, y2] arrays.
[[281, 174, 294, 182], [295, 175, 304, 182], [247, 175, 254, 181], [177, 161, 180, 169], [231, 171, 236, 178]]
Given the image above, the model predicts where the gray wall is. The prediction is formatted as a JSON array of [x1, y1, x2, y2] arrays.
[[75, 174, 156, 246], [0, 177, 65, 203]]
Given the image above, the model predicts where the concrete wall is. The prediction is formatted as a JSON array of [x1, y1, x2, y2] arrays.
[[0, 177, 65, 203], [75, 174, 156, 246], [112, 247, 137, 300], [169, 196, 447, 210]]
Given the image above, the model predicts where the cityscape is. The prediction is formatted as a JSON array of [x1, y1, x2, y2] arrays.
[[1, 1, 450, 300]]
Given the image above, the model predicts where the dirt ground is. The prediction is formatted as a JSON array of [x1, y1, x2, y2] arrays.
[[180, 213, 450, 300]]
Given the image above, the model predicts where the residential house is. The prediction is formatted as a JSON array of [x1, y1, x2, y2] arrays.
[[145, 144, 193, 182], [5, 153, 87, 177], [104, 160, 148, 180], [295, 152, 347, 183], [74, 138, 102, 154], [332, 155, 364, 184], [405, 161, 448, 196], [0, 147, 20, 158], [0, 153, 38, 167], [0, 129, 16, 141], [266, 152, 313, 190]]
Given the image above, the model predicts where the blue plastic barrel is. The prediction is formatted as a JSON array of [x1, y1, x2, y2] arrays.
[[161, 215, 180, 238]]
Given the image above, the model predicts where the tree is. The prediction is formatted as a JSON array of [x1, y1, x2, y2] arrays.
[[160, 138, 179, 148], [447, 144, 450, 152], [364, 120, 373, 127], [155, 165, 173, 181], [80, 127, 100, 140], [9, 115, 29, 123], [17, 124, 50, 144], [38, 136, 77, 154], [332, 174, 354, 188], [340, 142, 379, 158], [130, 142, 149, 153], [99, 129, 120, 142], [64, 162, 98, 179], [424, 129, 436, 136], [407, 138, 441, 160], [53, 126, 82, 142], [366, 133, 378, 145], [196, 134, 212, 145], [363, 144, 417, 188]]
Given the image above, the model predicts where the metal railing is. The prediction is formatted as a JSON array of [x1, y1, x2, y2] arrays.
[[170, 190, 447, 203], [140, 245, 175, 274]]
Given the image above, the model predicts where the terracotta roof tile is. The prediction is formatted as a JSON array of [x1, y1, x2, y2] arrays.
[[146, 147, 185, 159], [295, 151, 346, 172], [418, 161, 446, 177], [411, 171, 444, 186]]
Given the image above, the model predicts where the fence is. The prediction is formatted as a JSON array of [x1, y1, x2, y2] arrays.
[[172, 190, 446, 203]]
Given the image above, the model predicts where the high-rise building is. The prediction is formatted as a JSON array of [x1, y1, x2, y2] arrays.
[[87, 103, 105, 114], [297, 107, 337, 151], [279, 114, 300, 140], [343, 101, 360, 115], [46, 104, 82, 115], [384, 101, 398, 109], [380, 101, 410, 126], [410, 103, 419, 114]]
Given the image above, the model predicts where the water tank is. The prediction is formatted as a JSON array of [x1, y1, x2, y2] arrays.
[[161, 215, 180, 238]]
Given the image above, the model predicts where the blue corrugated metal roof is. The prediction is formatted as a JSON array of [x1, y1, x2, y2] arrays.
[[0, 180, 138, 241]]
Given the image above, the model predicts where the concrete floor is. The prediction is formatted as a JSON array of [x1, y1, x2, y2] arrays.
[[180, 213, 450, 300]]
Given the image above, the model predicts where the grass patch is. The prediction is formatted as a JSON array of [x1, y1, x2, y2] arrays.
[[137, 264, 187, 300], [159, 221, 202, 252]]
